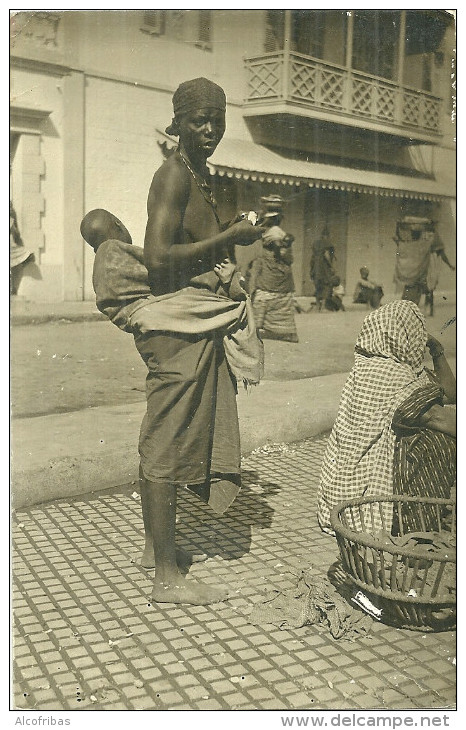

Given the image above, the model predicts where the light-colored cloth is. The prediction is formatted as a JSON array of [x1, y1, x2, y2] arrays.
[[317, 300, 431, 534], [261, 225, 287, 245], [426, 251, 441, 291], [10, 207, 33, 268], [130, 287, 263, 388], [93, 239, 263, 387], [394, 238, 431, 286]]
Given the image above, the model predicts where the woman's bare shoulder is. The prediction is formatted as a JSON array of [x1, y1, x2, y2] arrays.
[[147, 153, 190, 211]]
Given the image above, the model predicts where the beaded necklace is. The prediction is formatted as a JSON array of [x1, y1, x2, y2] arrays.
[[178, 147, 221, 225]]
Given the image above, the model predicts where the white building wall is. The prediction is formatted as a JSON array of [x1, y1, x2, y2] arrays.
[[346, 195, 403, 300]]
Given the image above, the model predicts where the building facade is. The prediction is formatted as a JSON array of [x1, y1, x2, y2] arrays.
[[10, 9, 456, 302]]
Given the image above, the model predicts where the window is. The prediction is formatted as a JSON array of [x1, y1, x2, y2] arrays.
[[264, 10, 284, 52], [141, 10, 212, 49], [264, 10, 346, 65], [141, 10, 165, 36], [292, 10, 346, 64], [352, 10, 400, 80], [196, 10, 212, 50]]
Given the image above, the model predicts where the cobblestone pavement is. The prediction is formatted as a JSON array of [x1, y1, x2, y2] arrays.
[[12, 436, 456, 712]]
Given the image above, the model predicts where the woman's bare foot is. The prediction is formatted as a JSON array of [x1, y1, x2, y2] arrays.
[[151, 575, 231, 605], [139, 543, 207, 569]]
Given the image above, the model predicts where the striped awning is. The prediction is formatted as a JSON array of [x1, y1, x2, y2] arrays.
[[156, 131, 454, 202]]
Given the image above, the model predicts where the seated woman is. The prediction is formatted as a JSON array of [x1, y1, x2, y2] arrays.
[[317, 300, 456, 534], [353, 266, 384, 309]]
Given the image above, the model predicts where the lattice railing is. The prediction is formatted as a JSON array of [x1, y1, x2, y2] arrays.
[[244, 52, 442, 136], [244, 54, 283, 100]]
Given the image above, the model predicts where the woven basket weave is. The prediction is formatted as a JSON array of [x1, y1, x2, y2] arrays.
[[330, 495, 456, 631]]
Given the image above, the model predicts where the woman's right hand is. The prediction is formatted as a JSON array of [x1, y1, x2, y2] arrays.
[[226, 220, 265, 246], [426, 334, 444, 359]]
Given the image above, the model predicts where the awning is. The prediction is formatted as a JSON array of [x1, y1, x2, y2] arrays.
[[156, 131, 455, 202]]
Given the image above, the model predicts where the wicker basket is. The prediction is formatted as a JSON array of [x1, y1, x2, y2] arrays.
[[330, 495, 456, 631]]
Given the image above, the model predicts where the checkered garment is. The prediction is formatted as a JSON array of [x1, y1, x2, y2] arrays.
[[317, 300, 431, 534]]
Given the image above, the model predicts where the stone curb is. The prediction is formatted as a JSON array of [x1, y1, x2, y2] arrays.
[[11, 372, 348, 510]]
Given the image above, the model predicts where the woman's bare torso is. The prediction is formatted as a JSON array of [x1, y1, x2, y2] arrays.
[[148, 152, 227, 295]]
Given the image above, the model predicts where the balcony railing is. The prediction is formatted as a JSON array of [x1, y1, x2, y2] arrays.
[[244, 52, 442, 137]]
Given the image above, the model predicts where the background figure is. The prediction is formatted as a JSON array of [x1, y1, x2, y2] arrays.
[[10, 202, 35, 296], [424, 227, 455, 317], [353, 266, 384, 309], [310, 225, 340, 311], [394, 216, 454, 315], [248, 196, 299, 342], [326, 275, 345, 312]]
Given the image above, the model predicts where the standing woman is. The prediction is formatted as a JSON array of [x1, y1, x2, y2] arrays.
[[424, 225, 455, 317], [248, 199, 299, 342], [310, 226, 337, 312], [137, 78, 262, 605]]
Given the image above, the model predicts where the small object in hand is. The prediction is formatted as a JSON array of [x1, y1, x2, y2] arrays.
[[239, 210, 258, 226]]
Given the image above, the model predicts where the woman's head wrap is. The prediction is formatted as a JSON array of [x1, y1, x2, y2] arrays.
[[260, 195, 284, 212], [165, 78, 226, 135], [355, 300, 427, 374]]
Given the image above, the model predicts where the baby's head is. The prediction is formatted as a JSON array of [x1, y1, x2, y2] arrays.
[[80, 209, 132, 251], [360, 266, 369, 280]]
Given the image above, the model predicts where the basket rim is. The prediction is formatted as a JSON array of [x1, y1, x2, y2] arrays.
[[330, 496, 456, 562], [348, 574, 456, 606]]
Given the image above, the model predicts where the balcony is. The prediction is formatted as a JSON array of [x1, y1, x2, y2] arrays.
[[244, 52, 443, 143]]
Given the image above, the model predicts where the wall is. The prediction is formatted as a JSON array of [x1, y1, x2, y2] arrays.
[[82, 77, 170, 296], [64, 10, 264, 106], [346, 195, 405, 300]]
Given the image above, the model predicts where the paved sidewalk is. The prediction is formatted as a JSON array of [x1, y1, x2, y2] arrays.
[[13, 435, 456, 712]]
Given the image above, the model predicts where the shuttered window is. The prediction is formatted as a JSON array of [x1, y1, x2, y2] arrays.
[[141, 10, 165, 35], [141, 10, 212, 49], [196, 9, 212, 49]]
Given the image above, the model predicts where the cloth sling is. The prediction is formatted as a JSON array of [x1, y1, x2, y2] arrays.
[[93, 239, 263, 387]]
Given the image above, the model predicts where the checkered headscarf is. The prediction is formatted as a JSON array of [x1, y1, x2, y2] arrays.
[[355, 300, 427, 375]]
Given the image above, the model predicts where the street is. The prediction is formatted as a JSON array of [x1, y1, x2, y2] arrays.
[[11, 301, 456, 419]]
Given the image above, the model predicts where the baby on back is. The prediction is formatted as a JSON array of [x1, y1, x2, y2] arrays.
[[81, 208, 238, 287], [81, 209, 152, 329], [80, 208, 262, 386], [81, 208, 246, 331], [80, 208, 133, 251]]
